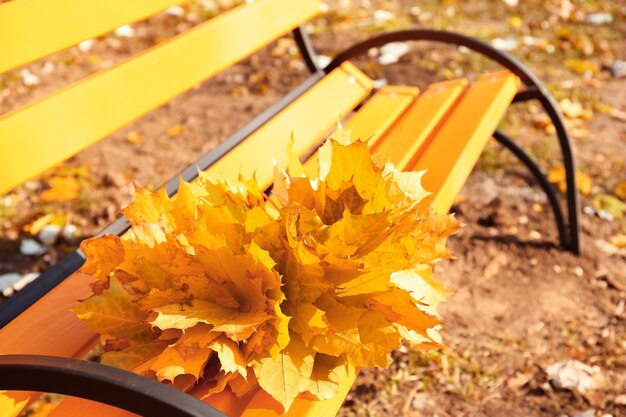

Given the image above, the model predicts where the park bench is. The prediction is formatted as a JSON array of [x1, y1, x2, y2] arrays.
[[0, 0, 581, 416]]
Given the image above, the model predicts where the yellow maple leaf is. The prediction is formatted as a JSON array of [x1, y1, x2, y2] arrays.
[[70, 276, 150, 339], [151, 342, 212, 382], [610, 234, 626, 249], [227, 371, 258, 397], [151, 300, 269, 340], [305, 354, 348, 400], [256, 338, 314, 412], [209, 336, 247, 376], [72, 126, 459, 411], [127, 131, 145, 144], [166, 124, 184, 138], [614, 180, 626, 201], [547, 166, 592, 196], [0, 392, 28, 417], [80, 234, 125, 281], [102, 338, 169, 372], [41, 176, 80, 202]]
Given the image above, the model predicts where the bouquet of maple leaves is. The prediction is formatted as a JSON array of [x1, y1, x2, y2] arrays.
[[72, 128, 460, 413]]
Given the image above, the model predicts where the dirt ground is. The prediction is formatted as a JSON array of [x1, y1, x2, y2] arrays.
[[1, 1, 625, 416]]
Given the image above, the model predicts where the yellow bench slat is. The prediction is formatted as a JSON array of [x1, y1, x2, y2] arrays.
[[0, 0, 321, 195], [44, 389, 252, 417], [371, 78, 467, 167], [207, 63, 373, 190], [0, 0, 188, 74], [302, 85, 420, 174], [410, 71, 520, 213], [347, 85, 420, 142]]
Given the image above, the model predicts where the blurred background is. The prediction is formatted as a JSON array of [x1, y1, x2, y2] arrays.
[[0, 1, 624, 416]]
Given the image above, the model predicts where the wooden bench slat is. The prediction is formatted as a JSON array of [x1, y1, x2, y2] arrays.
[[347, 85, 419, 142], [0, 0, 189, 74], [47, 389, 251, 417], [0, 273, 99, 405], [409, 71, 520, 213], [46, 399, 136, 417], [0, 0, 321, 195], [302, 85, 420, 173], [239, 366, 357, 417], [207, 62, 373, 190], [371, 78, 467, 167]]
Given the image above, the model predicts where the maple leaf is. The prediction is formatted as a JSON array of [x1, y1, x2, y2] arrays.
[[305, 354, 348, 400], [150, 300, 270, 340], [80, 234, 125, 282], [209, 336, 247, 376], [41, 176, 81, 202], [256, 337, 315, 412], [0, 392, 28, 417], [151, 342, 213, 382], [70, 276, 150, 339], [72, 126, 459, 412], [101, 338, 170, 372]]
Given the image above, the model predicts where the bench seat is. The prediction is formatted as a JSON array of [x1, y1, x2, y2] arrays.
[[0, 62, 519, 415]]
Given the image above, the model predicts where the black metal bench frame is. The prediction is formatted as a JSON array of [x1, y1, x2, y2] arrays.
[[0, 27, 580, 417]]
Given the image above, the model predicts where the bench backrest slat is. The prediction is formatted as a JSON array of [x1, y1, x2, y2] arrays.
[[0, 0, 189, 74], [208, 63, 373, 189], [0, 0, 321, 194], [303, 85, 419, 173]]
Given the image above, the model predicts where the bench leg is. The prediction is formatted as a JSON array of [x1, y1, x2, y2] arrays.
[[292, 26, 321, 74], [0, 354, 227, 417], [493, 130, 569, 251], [323, 29, 582, 255]]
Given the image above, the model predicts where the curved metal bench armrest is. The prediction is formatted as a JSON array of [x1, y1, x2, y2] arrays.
[[0, 355, 227, 417], [321, 29, 581, 254]]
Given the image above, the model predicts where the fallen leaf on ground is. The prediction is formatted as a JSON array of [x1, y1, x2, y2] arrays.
[[592, 194, 626, 220], [166, 125, 184, 138], [507, 371, 534, 392], [613, 180, 626, 200], [87, 54, 103, 64], [559, 98, 593, 120], [609, 234, 626, 249], [127, 132, 145, 144], [565, 58, 599, 75], [41, 176, 81, 202], [24, 213, 55, 235], [546, 360, 604, 394], [547, 167, 592, 196]]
